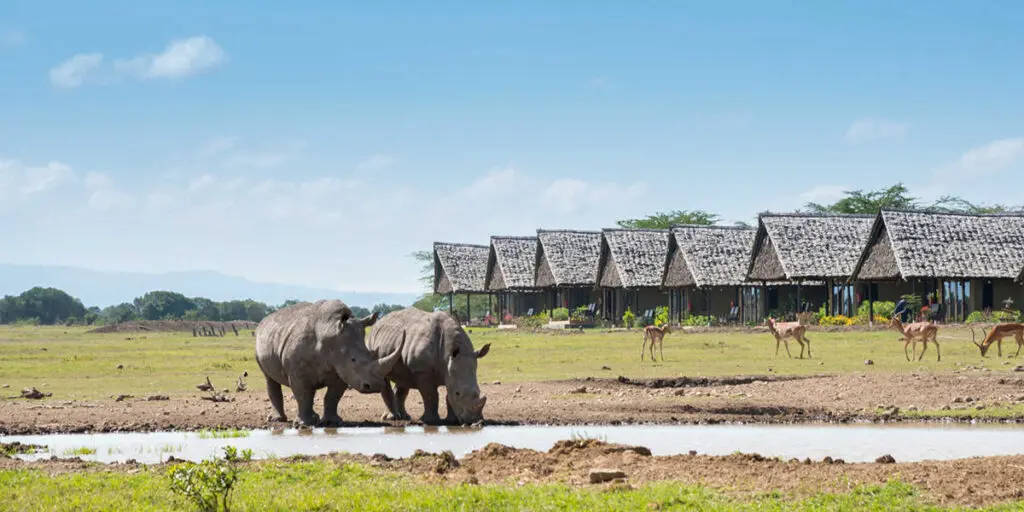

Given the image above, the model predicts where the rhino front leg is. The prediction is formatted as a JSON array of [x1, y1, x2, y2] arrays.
[[418, 386, 444, 425], [265, 375, 288, 423], [379, 383, 411, 421], [321, 383, 347, 427], [290, 383, 320, 427]]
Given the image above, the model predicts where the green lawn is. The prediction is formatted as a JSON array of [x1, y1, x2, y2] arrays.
[[0, 325, 1013, 400], [1, 459, 1013, 512]]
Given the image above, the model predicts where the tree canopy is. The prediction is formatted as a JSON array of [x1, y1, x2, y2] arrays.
[[0, 287, 393, 327], [802, 182, 1021, 215], [616, 209, 720, 229]]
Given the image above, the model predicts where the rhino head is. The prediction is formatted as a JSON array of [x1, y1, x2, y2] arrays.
[[445, 336, 491, 424], [330, 311, 404, 394]]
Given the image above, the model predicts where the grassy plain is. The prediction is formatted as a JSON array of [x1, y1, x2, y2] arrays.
[[0, 460, 1002, 512], [0, 324, 1007, 400]]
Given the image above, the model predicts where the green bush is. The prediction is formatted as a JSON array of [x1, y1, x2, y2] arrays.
[[515, 313, 547, 329], [167, 458, 239, 512], [966, 309, 1022, 324], [654, 306, 669, 326], [550, 307, 569, 321], [856, 300, 895, 322], [622, 308, 635, 328], [681, 315, 713, 327]]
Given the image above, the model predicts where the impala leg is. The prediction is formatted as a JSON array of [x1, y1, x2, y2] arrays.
[[904, 337, 911, 362], [803, 335, 812, 358], [658, 337, 665, 362], [998, 338, 1003, 358], [796, 339, 805, 359], [932, 337, 941, 362], [640, 334, 647, 362], [1015, 333, 1023, 358], [773, 336, 780, 359], [784, 338, 793, 358], [917, 339, 928, 361]]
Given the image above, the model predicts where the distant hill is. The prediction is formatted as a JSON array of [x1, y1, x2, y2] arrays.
[[0, 264, 420, 309]]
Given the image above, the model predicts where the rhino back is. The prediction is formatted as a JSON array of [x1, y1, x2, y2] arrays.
[[255, 300, 350, 366], [367, 308, 448, 376]]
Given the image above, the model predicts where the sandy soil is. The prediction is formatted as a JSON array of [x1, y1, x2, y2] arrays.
[[3, 372, 1024, 435], [4, 438, 1024, 508]]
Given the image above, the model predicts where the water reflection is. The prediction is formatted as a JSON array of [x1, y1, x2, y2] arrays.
[[3, 423, 1023, 466]]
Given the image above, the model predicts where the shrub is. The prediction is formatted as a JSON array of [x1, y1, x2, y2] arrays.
[[622, 308, 635, 329], [654, 306, 669, 327], [856, 301, 895, 323], [681, 315, 713, 327], [967, 309, 1022, 324], [167, 458, 239, 512], [818, 315, 854, 326], [515, 313, 547, 329], [550, 307, 569, 321]]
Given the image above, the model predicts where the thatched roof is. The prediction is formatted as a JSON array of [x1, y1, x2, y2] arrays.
[[485, 236, 538, 291], [433, 242, 489, 294], [535, 229, 603, 288], [665, 225, 756, 288], [597, 229, 670, 289], [746, 213, 875, 281], [852, 209, 1024, 282]]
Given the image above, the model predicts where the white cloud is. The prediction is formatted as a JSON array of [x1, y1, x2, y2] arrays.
[[957, 138, 1024, 173], [353, 154, 397, 179], [196, 136, 305, 170], [49, 36, 225, 89], [49, 54, 106, 89], [845, 118, 907, 143], [799, 184, 850, 205], [1, 28, 26, 48], [0, 159, 74, 203], [0, 152, 651, 293]]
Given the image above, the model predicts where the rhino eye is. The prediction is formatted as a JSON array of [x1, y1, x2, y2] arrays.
[[350, 357, 356, 363], [455, 391, 461, 396]]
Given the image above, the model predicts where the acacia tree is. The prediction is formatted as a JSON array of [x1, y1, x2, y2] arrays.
[[802, 182, 1021, 215], [616, 209, 720, 229]]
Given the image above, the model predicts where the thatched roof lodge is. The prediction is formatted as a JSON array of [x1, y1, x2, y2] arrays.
[[596, 228, 669, 321], [433, 241, 489, 295], [662, 225, 757, 322], [485, 236, 541, 317], [851, 209, 1024, 320], [746, 213, 874, 316], [534, 229, 603, 311]]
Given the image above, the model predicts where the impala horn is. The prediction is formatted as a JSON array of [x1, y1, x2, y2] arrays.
[[970, 327, 983, 348]]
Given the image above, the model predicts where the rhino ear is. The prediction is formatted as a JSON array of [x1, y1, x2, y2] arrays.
[[360, 312, 380, 327], [338, 309, 352, 331], [474, 343, 491, 359]]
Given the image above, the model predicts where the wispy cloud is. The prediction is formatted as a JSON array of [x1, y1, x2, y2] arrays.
[[845, 118, 907, 143], [49, 36, 225, 89], [956, 138, 1024, 174], [197, 136, 307, 170]]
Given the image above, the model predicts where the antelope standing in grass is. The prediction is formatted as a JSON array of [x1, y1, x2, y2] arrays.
[[971, 323, 1024, 358], [765, 318, 811, 359], [640, 324, 672, 362], [889, 316, 939, 362]]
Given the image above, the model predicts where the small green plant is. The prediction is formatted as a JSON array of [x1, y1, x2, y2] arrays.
[[856, 300, 895, 323], [681, 315, 713, 327], [622, 308, 635, 329], [221, 446, 253, 463], [167, 458, 239, 512], [654, 306, 669, 327], [62, 447, 97, 456], [550, 307, 569, 321]]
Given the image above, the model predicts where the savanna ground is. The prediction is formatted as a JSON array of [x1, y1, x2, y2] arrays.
[[3, 323, 1024, 510]]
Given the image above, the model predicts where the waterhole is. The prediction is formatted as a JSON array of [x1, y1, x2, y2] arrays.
[[3, 423, 1023, 465]]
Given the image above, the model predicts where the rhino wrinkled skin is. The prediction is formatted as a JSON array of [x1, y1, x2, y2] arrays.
[[254, 300, 404, 427], [366, 307, 491, 425]]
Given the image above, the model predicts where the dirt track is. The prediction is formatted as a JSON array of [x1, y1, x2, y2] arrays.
[[3, 372, 1024, 435]]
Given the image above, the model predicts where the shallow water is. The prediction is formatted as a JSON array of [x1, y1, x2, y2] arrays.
[[3, 423, 1024, 465]]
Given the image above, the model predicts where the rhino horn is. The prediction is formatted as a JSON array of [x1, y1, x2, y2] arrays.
[[372, 330, 405, 377]]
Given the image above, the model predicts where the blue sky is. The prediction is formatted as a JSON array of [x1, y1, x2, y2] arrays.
[[2, 1, 1023, 294]]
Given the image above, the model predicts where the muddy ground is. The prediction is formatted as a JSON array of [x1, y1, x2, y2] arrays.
[[3, 372, 1024, 435], [3, 438, 1024, 508]]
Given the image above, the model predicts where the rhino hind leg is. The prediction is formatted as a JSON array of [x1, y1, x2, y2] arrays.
[[265, 375, 288, 423], [290, 383, 321, 427], [321, 383, 346, 427]]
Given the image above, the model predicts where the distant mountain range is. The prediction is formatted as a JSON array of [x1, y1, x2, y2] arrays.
[[0, 264, 421, 309]]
